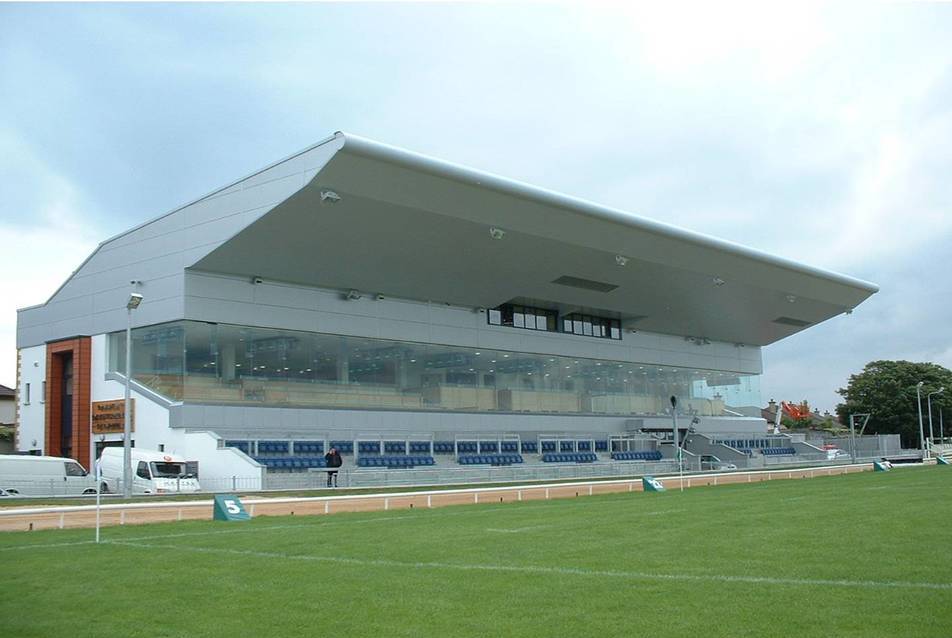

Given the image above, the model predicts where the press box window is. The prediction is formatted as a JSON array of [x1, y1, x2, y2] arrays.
[[487, 304, 557, 332], [562, 313, 621, 340]]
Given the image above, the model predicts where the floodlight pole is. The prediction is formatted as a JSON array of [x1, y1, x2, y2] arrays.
[[849, 415, 857, 464], [671, 396, 683, 492], [927, 388, 944, 455], [848, 414, 870, 464], [916, 382, 926, 461], [123, 291, 143, 498]]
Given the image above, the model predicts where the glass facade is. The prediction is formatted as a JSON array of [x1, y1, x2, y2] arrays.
[[109, 321, 760, 416]]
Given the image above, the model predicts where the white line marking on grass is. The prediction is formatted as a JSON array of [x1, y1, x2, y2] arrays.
[[642, 509, 685, 516], [108, 540, 952, 592], [486, 525, 552, 534], [0, 497, 658, 552], [0, 539, 99, 552]]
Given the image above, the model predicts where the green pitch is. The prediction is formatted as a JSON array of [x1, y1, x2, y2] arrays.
[[2, 467, 950, 637]]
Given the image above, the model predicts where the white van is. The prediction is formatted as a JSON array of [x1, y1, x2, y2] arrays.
[[0, 455, 98, 497], [98, 448, 201, 494]]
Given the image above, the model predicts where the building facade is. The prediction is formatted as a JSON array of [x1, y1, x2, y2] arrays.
[[15, 132, 878, 483]]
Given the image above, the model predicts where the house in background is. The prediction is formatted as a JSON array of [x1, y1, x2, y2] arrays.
[[0, 384, 15, 454]]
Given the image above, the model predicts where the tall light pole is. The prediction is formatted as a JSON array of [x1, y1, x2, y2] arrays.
[[123, 292, 143, 498], [916, 381, 926, 460], [927, 387, 944, 453], [670, 395, 683, 491]]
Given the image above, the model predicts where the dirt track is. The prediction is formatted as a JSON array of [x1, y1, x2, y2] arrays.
[[0, 464, 868, 533]]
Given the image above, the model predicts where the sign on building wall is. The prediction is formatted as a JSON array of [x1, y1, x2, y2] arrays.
[[91, 399, 135, 434]]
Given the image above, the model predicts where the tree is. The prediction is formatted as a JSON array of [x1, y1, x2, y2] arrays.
[[836, 360, 952, 448]]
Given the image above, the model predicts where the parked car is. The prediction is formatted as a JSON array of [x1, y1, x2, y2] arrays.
[[700, 454, 737, 471]]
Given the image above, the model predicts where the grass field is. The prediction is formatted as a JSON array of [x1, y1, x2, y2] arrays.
[[1, 467, 950, 637]]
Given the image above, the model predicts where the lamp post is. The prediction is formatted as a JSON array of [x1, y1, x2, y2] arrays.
[[927, 387, 945, 454], [123, 292, 143, 498], [670, 395, 683, 491], [916, 382, 926, 460]]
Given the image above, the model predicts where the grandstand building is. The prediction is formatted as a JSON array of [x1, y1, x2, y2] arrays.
[[15, 132, 878, 487]]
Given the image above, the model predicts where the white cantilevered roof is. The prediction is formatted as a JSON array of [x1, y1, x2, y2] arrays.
[[191, 132, 878, 347]]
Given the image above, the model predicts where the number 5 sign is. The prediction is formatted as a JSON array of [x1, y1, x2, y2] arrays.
[[213, 494, 251, 521]]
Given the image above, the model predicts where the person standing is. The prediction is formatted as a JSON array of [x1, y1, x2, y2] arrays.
[[324, 447, 343, 487]]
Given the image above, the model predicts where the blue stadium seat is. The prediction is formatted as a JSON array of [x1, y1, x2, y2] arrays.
[[329, 441, 354, 454], [225, 440, 251, 454], [457, 454, 522, 466]]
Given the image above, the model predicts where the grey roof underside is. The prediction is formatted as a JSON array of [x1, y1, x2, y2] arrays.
[[18, 131, 876, 349], [191, 132, 877, 347]]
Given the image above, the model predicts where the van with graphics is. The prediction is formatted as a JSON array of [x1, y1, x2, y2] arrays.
[[0, 454, 97, 496], [98, 448, 201, 494]]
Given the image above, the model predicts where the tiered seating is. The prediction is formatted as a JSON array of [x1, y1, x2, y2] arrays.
[[611, 451, 663, 461], [357, 456, 435, 468], [257, 457, 327, 469], [480, 442, 498, 453], [458, 454, 524, 466], [560, 441, 575, 452], [542, 453, 597, 463], [500, 441, 519, 452], [714, 438, 796, 457], [433, 441, 455, 454], [761, 447, 796, 456], [594, 440, 609, 452], [225, 440, 251, 454], [257, 441, 289, 455], [457, 441, 479, 453], [409, 441, 432, 453], [329, 440, 354, 454], [294, 441, 324, 454], [521, 441, 538, 453], [358, 441, 381, 454], [541, 441, 557, 452], [384, 441, 407, 453], [577, 441, 592, 452]]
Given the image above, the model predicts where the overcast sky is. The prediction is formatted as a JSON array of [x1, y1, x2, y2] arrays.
[[1, 3, 950, 410]]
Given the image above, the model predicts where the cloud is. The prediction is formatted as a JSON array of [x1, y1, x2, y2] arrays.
[[0, 129, 101, 386], [1, 3, 950, 415]]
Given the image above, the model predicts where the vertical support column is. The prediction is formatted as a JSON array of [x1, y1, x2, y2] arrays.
[[220, 341, 236, 382]]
